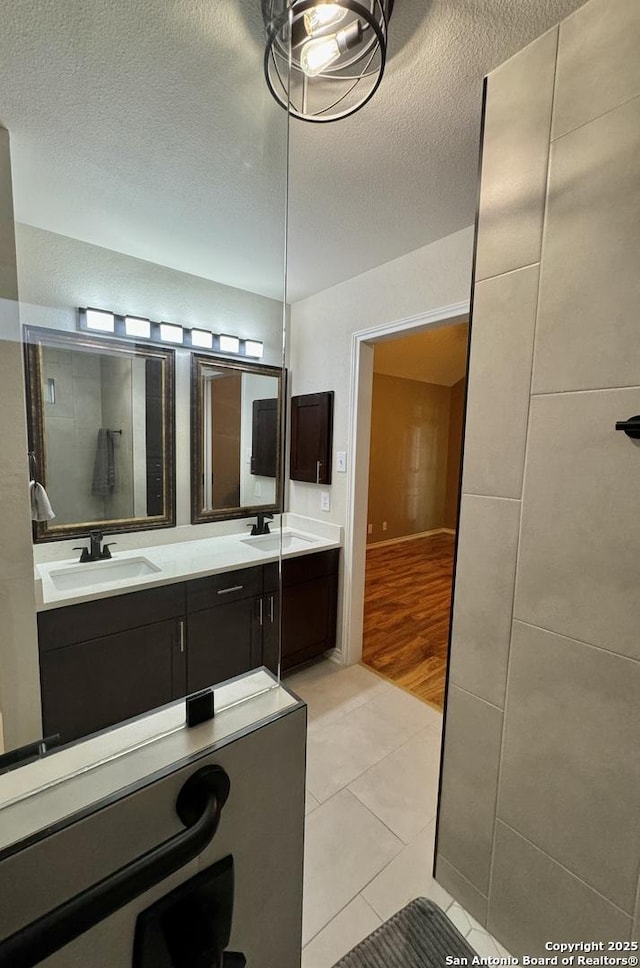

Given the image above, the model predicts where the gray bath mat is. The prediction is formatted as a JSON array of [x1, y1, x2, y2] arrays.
[[332, 897, 476, 968]]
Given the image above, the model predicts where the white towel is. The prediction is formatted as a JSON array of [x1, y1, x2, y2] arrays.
[[29, 481, 56, 522]]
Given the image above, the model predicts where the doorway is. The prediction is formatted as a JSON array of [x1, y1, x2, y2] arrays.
[[361, 324, 468, 709]]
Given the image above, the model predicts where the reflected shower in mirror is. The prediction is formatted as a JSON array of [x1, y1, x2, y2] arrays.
[[191, 354, 283, 523], [24, 327, 175, 541]]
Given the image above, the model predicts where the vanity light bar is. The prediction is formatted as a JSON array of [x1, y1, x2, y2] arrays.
[[78, 308, 264, 360]]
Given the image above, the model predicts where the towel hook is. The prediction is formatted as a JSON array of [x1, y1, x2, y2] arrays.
[[28, 451, 39, 483]]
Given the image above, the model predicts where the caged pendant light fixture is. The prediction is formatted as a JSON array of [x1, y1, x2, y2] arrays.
[[262, 0, 394, 122]]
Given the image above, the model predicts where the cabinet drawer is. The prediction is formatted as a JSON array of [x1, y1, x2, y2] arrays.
[[38, 583, 186, 651], [282, 548, 339, 587], [187, 566, 263, 613]]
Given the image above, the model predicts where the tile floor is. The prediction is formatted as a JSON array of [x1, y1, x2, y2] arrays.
[[285, 658, 511, 968]]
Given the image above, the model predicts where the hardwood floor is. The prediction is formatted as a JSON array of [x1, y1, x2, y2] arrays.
[[362, 531, 455, 710]]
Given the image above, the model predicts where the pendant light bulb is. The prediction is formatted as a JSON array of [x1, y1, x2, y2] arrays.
[[303, 3, 347, 35], [300, 19, 363, 77]]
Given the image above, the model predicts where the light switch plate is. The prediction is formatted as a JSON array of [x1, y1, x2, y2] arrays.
[[336, 451, 347, 473], [320, 491, 330, 512]]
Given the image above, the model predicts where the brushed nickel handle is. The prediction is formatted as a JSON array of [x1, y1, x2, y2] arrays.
[[217, 585, 244, 595], [316, 460, 322, 484], [258, 598, 264, 626], [269, 594, 274, 623], [178, 620, 185, 653]]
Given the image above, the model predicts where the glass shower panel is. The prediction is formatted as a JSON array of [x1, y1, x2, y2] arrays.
[[0, 0, 290, 785]]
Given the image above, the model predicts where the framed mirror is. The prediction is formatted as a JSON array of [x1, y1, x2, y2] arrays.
[[191, 353, 284, 524], [24, 326, 176, 541]]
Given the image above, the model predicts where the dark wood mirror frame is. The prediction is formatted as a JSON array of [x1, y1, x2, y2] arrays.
[[190, 353, 284, 525], [24, 326, 176, 542]]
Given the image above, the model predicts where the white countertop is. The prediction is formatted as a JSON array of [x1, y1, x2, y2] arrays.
[[35, 518, 341, 611]]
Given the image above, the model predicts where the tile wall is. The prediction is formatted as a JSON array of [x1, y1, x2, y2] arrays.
[[435, 0, 640, 952]]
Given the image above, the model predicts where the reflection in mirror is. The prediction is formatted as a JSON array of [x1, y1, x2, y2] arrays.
[[191, 354, 283, 523], [24, 328, 175, 541]]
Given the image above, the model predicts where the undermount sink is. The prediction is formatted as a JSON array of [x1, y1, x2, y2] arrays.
[[241, 531, 318, 553], [48, 556, 161, 591]]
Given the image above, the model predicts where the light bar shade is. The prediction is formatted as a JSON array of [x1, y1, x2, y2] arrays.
[[244, 340, 264, 358], [159, 323, 184, 344], [190, 329, 214, 349], [85, 309, 115, 333], [219, 335, 240, 354], [125, 316, 151, 339]]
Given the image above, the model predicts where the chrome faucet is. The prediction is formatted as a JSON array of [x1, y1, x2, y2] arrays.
[[248, 513, 274, 536], [73, 530, 117, 563]]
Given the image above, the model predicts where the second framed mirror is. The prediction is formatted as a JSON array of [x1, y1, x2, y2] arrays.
[[191, 354, 284, 524]]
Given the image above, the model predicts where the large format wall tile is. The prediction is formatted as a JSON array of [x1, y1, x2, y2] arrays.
[[552, 0, 640, 140], [498, 622, 640, 914], [533, 97, 640, 394], [437, 686, 502, 896], [462, 265, 538, 498], [449, 495, 520, 708], [434, 856, 487, 928], [489, 822, 632, 957], [515, 388, 640, 661], [474, 29, 557, 282]]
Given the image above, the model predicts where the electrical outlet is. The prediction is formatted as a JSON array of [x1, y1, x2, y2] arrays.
[[367, 523, 373, 535], [336, 451, 347, 473], [254, 480, 262, 498], [320, 491, 330, 512], [382, 521, 388, 532]]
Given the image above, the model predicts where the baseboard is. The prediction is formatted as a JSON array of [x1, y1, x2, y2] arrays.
[[367, 528, 454, 550]]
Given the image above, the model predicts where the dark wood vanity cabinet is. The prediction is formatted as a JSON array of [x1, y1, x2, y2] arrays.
[[281, 549, 339, 672], [37, 549, 339, 744], [38, 584, 186, 744], [185, 566, 270, 693]]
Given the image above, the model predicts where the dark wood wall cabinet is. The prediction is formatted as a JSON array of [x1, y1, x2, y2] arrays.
[[289, 391, 334, 484], [37, 549, 339, 744]]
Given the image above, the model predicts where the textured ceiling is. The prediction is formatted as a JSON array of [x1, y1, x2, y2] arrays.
[[0, 0, 587, 303], [373, 322, 469, 386]]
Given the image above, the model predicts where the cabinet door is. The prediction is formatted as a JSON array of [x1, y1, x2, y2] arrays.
[[40, 618, 181, 745], [187, 598, 262, 693], [289, 391, 333, 484], [251, 398, 278, 478], [281, 573, 338, 672]]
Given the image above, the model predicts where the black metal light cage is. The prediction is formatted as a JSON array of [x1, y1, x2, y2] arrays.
[[263, 0, 394, 122]]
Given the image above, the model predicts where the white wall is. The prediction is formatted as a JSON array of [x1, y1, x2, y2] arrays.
[[15, 225, 284, 364], [288, 225, 474, 656], [289, 225, 474, 526]]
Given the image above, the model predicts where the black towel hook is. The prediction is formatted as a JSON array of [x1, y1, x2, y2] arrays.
[[614, 415, 640, 440]]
